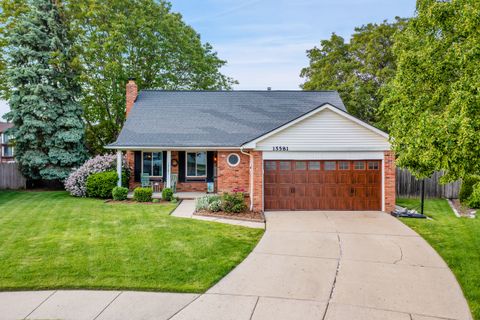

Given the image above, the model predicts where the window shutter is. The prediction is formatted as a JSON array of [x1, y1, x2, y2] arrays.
[[163, 151, 167, 181], [134, 151, 141, 182], [207, 151, 214, 182], [178, 151, 185, 182]]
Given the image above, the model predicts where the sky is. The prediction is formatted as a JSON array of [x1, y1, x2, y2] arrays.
[[0, 0, 417, 119]]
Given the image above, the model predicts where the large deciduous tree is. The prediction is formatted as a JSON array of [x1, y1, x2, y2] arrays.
[[5, 0, 87, 181], [301, 18, 407, 128], [69, 0, 236, 153], [1, 0, 236, 154], [382, 0, 480, 181]]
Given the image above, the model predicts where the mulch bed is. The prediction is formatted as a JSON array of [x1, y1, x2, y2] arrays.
[[450, 199, 476, 217], [105, 199, 172, 205], [195, 210, 265, 222]]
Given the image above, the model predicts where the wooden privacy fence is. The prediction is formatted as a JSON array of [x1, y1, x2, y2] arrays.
[[0, 163, 26, 189], [396, 168, 461, 199]]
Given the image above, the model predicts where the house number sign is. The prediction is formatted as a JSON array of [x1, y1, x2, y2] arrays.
[[272, 146, 289, 151]]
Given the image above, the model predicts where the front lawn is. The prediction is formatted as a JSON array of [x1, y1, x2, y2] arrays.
[[0, 191, 263, 293], [397, 198, 479, 319]]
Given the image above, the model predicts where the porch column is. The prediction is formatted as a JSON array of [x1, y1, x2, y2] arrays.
[[116, 150, 122, 187], [166, 150, 172, 188]]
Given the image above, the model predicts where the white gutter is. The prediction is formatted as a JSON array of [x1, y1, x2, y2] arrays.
[[240, 146, 254, 211]]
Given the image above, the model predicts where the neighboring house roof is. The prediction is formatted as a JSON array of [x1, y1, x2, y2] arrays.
[[0, 122, 13, 134], [109, 90, 348, 148]]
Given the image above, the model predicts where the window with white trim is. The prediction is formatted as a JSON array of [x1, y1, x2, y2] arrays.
[[142, 152, 163, 177], [186, 152, 207, 177], [227, 153, 240, 167]]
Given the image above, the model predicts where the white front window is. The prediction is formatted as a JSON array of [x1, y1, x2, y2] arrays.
[[142, 152, 163, 177], [186, 152, 207, 177]]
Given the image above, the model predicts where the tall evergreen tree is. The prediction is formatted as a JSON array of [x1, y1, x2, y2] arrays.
[[5, 0, 86, 180]]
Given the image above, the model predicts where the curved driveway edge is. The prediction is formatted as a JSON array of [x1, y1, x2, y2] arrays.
[[0, 211, 472, 320]]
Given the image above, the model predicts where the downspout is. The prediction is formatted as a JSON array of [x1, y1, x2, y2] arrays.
[[240, 146, 254, 211]]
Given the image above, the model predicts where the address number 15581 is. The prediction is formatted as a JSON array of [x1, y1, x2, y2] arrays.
[[272, 146, 289, 151]]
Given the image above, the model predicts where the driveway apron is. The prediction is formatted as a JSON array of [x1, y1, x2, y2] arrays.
[[172, 211, 472, 320]]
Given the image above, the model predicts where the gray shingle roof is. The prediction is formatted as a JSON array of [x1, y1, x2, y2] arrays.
[[109, 90, 346, 148]]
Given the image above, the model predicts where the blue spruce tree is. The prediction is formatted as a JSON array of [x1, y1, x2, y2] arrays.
[[5, 0, 86, 181]]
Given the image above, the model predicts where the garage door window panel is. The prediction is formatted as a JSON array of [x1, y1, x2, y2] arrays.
[[265, 161, 277, 171], [339, 161, 350, 170], [324, 161, 336, 170], [354, 161, 365, 170], [368, 161, 379, 170]]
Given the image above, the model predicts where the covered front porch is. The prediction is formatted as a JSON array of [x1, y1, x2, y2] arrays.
[[126, 191, 211, 200], [115, 149, 219, 193]]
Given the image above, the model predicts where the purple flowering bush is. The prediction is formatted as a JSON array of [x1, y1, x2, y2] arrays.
[[65, 154, 130, 197]]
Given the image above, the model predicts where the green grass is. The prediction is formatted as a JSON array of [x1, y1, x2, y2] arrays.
[[397, 198, 480, 319], [0, 191, 263, 293]]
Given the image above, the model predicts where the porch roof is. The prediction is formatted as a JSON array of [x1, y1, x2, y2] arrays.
[[107, 90, 346, 149]]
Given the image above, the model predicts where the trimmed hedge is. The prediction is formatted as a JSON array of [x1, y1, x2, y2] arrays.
[[162, 188, 174, 201], [112, 186, 129, 201], [459, 175, 480, 203], [86, 171, 128, 199], [133, 187, 153, 202]]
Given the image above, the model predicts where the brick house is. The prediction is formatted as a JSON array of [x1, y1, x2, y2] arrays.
[[107, 80, 395, 212], [0, 122, 14, 163]]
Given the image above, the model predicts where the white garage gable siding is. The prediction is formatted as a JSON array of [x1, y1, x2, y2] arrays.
[[255, 108, 390, 151]]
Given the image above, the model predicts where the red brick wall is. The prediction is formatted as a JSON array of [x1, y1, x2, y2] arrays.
[[384, 150, 396, 212], [126, 80, 137, 116], [216, 151, 250, 193], [251, 151, 263, 212], [126, 150, 136, 189]]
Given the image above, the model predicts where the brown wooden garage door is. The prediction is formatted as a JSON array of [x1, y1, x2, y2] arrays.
[[264, 160, 382, 211]]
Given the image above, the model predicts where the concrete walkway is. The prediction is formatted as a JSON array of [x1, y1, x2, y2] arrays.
[[0, 211, 472, 320], [171, 200, 265, 229]]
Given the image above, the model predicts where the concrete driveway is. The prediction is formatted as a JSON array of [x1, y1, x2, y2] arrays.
[[174, 211, 472, 320], [1, 211, 472, 320]]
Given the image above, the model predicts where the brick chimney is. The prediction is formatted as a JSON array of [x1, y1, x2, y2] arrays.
[[126, 78, 138, 116]]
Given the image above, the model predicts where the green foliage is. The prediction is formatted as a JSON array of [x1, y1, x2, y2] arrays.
[[86, 171, 127, 199], [208, 200, 223, 212], [459, 175, 480, 203], [382, 0, 480, 181], [133, 187, 153, 202], [152, 198, 160, 203], [222, 192, 247, 213], [0, 191, 263, 292], [195, 194, 221, 211], [162, 187, 174, 201], [3, 0, 86, 180], [468, 183, 480, 209], [0, 0, 236, 154], [68, 0, 236, 153], [112, 186, 128, 201], [301, 18, 407, 127]]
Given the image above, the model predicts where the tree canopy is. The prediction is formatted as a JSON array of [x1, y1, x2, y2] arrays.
[[5, 0, 86, 180], [382, 0, 480, 181], [1, 0, 236, 154], [301, 18, 407, 128]]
